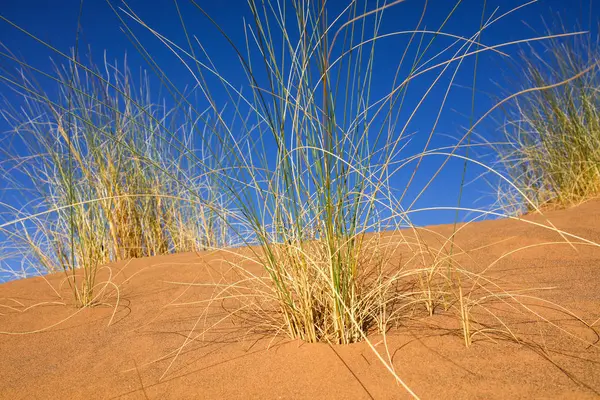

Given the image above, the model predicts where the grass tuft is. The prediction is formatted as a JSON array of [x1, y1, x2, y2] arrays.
[[495, 33, 600, 212], [1, 58, 231, 306]]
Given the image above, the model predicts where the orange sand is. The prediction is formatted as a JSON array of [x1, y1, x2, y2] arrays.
[[1, 201, 600, 399]]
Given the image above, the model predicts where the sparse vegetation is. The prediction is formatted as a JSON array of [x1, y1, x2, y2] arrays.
[[0, 1, 599, 398], [0, 59, 231, 306], [495, 34, 600, 213], [138, 0, 482, 350]]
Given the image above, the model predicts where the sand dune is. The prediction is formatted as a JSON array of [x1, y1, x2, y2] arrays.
[[2, 201, 600, 399]]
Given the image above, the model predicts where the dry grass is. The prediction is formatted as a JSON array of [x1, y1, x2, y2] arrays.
[[494, 33, 600, 213], [0, 59, 232, 305], [0, 1, 599, 398]]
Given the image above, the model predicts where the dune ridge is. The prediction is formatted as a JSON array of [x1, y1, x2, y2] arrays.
[[1, 200, 600, 399]]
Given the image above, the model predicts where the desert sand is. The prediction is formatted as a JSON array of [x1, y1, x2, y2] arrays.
[[1, 201, 600, 399]]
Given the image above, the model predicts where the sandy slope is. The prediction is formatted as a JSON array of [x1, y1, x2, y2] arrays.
[[1, 201, 600, 399]]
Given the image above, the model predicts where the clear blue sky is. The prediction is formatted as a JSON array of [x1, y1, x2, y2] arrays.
[[0, 0, 597, 228]]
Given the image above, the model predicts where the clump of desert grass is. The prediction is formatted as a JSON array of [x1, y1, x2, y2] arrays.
[[0, 58, 231, 306], [117, 0, 599, 357], [138, 0, 473, 349], [495, 33, 600, 213]]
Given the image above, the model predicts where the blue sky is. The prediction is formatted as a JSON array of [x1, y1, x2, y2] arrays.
[[0, 0, 598, 229]]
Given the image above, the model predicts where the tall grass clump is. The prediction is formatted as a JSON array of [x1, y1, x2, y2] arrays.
[[495, 34, 600, 212], [112, 0, 576, 351], [0, 58, 231, 306], [176, 0, 457, 345]]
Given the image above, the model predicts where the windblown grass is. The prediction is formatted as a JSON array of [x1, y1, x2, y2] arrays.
[[0, 58, 231, 305], [140, 0, 475, 347], [494, 33, 600, 213], [112, 0, 597, 360]]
